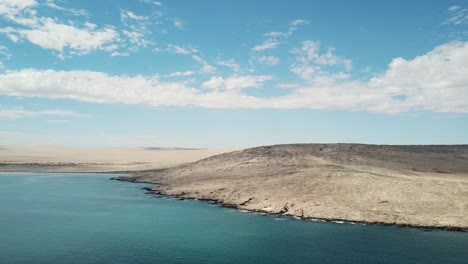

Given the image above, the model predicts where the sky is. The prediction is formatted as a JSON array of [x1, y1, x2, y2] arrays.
[[0, 0, 467, 148]]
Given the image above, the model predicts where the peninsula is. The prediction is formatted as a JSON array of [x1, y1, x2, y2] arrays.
[[117, 144, 468, 230]]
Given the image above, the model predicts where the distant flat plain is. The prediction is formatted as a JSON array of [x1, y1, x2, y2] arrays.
[[0, 146, 235, 172]]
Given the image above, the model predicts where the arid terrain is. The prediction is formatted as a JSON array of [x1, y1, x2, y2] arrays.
[[118, 144, 468, 230], [2, 144, 468, 230], [0, 146, 233, 172]]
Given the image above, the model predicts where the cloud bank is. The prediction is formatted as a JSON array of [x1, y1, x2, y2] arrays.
[[0, 41, 467, 114]]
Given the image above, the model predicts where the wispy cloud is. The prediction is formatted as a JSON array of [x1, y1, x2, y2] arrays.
[[288, 19, 310, 34], [141, 0, 162, 6], [192, 55, 216, 73], [173, 19, 183, 29], [252, 39, 280, 51], [166, 44, 215, 73], [111, 51, 130, 57], [256, 56, 280, 66], [442, 5, 467, 25], [164, 71, 196, 78], [290, 40, 352, 83], [44, 0, 88, 16], [201, 75, 273, 90], [264, 19, 310, 38], [216, 59, 241, 72], [120, 9, 154, 50], [0, 107, 86, 120], [167, 44, 196, 54], [0, 44, 10, 60], [252, 19, 309, 52]]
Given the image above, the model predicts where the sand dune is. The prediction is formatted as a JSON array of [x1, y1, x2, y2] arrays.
[[120, 144, 468, 230]]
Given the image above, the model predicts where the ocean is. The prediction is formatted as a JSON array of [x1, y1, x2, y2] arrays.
[[1, 173, 467, 264]]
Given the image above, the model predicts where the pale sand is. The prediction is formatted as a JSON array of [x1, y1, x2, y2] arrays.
[[0, 146, 235, 172]]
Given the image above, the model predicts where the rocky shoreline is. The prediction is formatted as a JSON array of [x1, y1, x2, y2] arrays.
[[112, 176, 468, 232], [111, 144, 468, 232]]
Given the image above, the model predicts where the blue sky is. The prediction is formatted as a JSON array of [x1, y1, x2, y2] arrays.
[[0, 0, 467, 147]]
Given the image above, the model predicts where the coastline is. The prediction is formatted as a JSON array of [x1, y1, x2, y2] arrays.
[[112, 176, 468, 232], [2, 166, 466, 232], [3, 144, 467, 232]]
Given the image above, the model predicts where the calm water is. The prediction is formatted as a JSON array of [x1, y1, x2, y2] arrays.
[[1, 173, 467, 264]]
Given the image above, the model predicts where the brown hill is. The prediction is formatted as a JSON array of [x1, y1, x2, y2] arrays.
[[121, 144, 468, 230]]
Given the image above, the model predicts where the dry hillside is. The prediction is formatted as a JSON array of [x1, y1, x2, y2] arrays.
[[121, 144, 468, 230]]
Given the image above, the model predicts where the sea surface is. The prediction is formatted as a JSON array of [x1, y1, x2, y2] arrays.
[[1, 173, 467, 264]]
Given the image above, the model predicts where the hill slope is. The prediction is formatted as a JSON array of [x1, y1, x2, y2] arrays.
[[120, 144, 468, 230]]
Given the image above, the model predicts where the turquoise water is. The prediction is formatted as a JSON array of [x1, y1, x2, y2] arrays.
[[1, 173, 467, 264]]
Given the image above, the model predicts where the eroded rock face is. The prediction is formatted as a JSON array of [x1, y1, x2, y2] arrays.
[[123, 144, 468, 230]]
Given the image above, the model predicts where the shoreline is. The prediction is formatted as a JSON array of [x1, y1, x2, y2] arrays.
[[112, 176, 468, 232], [3, 144, 467, 232], [2, 169, 466, 232]]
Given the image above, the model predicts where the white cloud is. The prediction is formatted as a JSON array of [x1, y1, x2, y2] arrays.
[[448, 6, 461, 12], [167, 44, 194, 54], [202, 75, 273, 90], [0, 1, 120, 58], [0, 42, 466, 113], [164, 71, 196, 78], [166, 44, 215, 73], [290, 40, 352, 82], [123, 30, 148, 48], [0, 1, 172, 57], [252, 39, 279, 51], [216, 59, 241, 72], [111, 51, 129, 57], [442, 5, 467, 25], [44, 0, 88, 16], [290, 19, 309, 27], [264, 19, 310, 38], [121, 10, 147, 20], [256, 56, 280, 66], [120, 9, 153, 49], [2, 18, 119, 57], [264, 31, 287, 38], [141, 0, 162, 6], [368, 41, 468, 113], [0, 107, 84, 120], [192, 55, 216, 73], [292, 40, 320, 61], [0, 44, 9, 58], [0, 0, 36, 17], [315, 48, 352, 70], [0, 69, 200, 106], [173, 19, 183, 29]]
